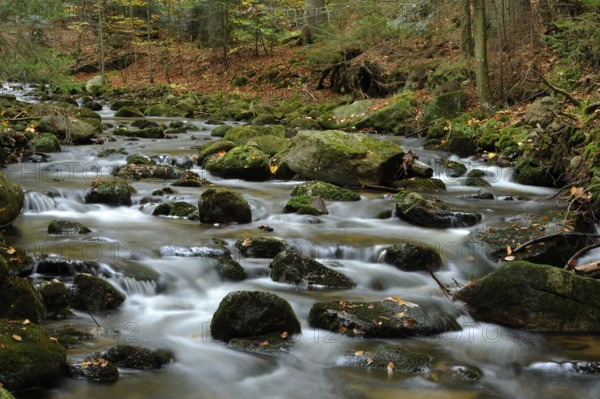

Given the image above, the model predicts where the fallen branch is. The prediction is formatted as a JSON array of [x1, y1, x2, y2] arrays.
[[585, 102, 600, 115], [357, 184, 401, 193], [512, 232, 600, 254], [565, 241, 600, 270], [527, 69, 582, 108], [430, 270, 452, 299], [574, 260, 600, 275]]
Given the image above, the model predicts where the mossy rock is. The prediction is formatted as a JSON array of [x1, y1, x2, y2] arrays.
[[131, 119, 159, 129], [291, 181, 360, 201], [37, 115, 98, 144], [215, 256, 247, 281], [434, 159, 467, 178], [0, 276, 46, 323], [513, 157, 554, 186], [391, 178, 446, 192], [222, 126, 261, 145], [39, 280, 72, 318], [318, 100, 372, 130], [84, 181, 135, 206], [210, 125, 233, 137], [270, 248, 355, 288], [144, 103, 187, 117], [114, 106, 144, 118], [308, 298, 461, 338], [0, 246, 35, 276], [170, 201, 199, 220], [70, 274, 126, 311], [69, 354, 119, 383], [126, 154, 155, 165], [210, 290, 301, 342], [197, 140, 237, 165], [171, 176, 211, 187], [203, 145, 270, 181], [464, 176, 491, 187], [0, 172, 24, 227], [32, 133, 61, 153], [384, 242, 442, 272], [356, 91, 416, 133], [113, 126, 165, 139], [234, 236, 288, 258], [0, 319, 67, 391], [0, 388, 15, 399], [454, 261, 600, 331], [283, 113, 320, 130], [284, 195, 328, 215], [394, 191, 481, 228], [248, 135, 291, 156], [97, 147, 127, 157], [75, 107, 101, 121], [114, 164, 197, 181], [228, 330, 295, 353], [346, 344, 431, 373], [104, 344, 173, 369], [198, 187, 252, 224], [47, 219, 91, 235], [424, 90, 468, 122]]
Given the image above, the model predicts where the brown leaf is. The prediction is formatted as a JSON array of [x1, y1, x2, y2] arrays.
[[4, 247, 16, 255], [366, 357, 374, 365], [22, 319, 30, 325], [49, 337, 58, 344], [242, 237, 252, 247], [354, 350, 364, 356], [339, 327, 347, 334], [259, 341, 269, 347], [280, 331, 289, 340], [506, 246, 512, 256], [387, 362, 395, 370], [12, 334, 22, 342]]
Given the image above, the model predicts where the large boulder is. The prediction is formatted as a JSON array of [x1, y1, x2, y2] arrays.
[[0, 260, 46, 323], [318, 100, 372, 130], [223, 125, 285, 146], [523, 96, 558, 128], [70, 274, 125, 311], [84, 181, 136, 206], [203, 145, 270, 181], [234, 236, 288, 258], [0, 172, 24, 226], [270, 248, 356, 288], [198, 188, 252, 224], [47, 219, 91, 235], [395, 191, 481, 228], [210, 291, 301, 342], [104, 344, 173, 369], [37, 115, 98, 144], [454, 261, 600, 331], [309, 297, 461, 338], [0, 319, 67, 391], [383, 242, 442, 272], [114, 164, 197, 181], [282, 130, 404, 186], [290, 181, 360, 201], [85, 74, 107, 92], [32, 133, 61, 153]]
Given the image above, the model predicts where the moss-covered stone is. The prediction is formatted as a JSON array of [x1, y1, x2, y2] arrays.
[[0, 319, 67, 391], [228, 330, 295, 353], [514, 156, 554, 186], [270, 248, 355, 288], [394, 191, 481, 228], [69, 354, 119, 383], [356, 92, 416, 133], [424, 90, 468, 122], [37, 115, 98, 144], [197, 140, 237, 165], [215, 256, 247, 281], [113, 126, 166, 139], [223, 125, 285, 146], [308, 298, 460, 338], [235, 236, 288, 258], [291, 181, 360, 201], [346, 344, 431, 373], [198, 187, 252, 224], [114, 164, 197, 181], [318, 100, 372, 130], [0, 172, 24, 226], [391, 178, 446, 192], [115, 106, 144, 118], [70, 273, 125, 311], [210, 290, 301, 342], [47, 219, 91, 235], [384, 242, 442, 272], [210, 125, 233, 137], [283, 130, 404, 186], [39, 280, 72, 318], [203, 145, 270, 181], [52, 325, 95, 349], [0, 245, 35, 276], [248, 135, 291, 156], [104, 344, 173, 369], [464, 176, 491, 187], [84, 181, 135, 206], [32, 133, 61, 153], [0, 276, 46, 323], [126, 154, 154, 165], [284, 195, 328, 215], [144, 103, 187, 117], [454, 261, 600, 331]]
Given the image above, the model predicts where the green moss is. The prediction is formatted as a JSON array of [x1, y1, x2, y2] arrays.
[[248, 135, 291, 156], [215, 256, 247, 281], [198, 140, 236, 165], [114, 106, 144, 118], [198, 187, 252, 224], [384, 242, 442, 272], [434, 159, 467, 178], [113, 127, 165, 139], [0, 171, 25, 226], [392, 178, 446, 192], [47, 219, 91, 235], [203, 145, 270, 181], [0, 276, 46, 323], [424, 90, 468, 122], [290, 181, 360, 201], [223, 126, 285, 146], [84, 181, 135, 206], [144, 103, 186, 117], [126, 154, 154, 165], [169, 202, 199, 220], [71, 274, 125, 311], [234, 236, 288, 258], [105, 344, 173, 369], [40, 281, 72, 318], [32, 133, 61, 153], [513, 157, 554, 186], [284, 195, 328, 215]]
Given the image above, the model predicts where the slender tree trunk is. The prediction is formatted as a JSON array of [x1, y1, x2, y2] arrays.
[[147, 0, 154, 83], [460, 0, 474, 59], [473, 0, 493, 111], [302, 0, 324, 44], [99, 0, 106, 83]]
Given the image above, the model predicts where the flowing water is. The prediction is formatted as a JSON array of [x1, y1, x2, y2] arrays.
[[3, 87, 600, 399]]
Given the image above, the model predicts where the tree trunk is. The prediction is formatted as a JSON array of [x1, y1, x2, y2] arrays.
[[99, 0, 106, 83], [473, 0, 493, 112], [147, 0, 154, 84], [460, 0, 474, 59], [302, 0, 325, 44]]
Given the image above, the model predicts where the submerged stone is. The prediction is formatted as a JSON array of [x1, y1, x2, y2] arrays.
[[290, 181, 360, 201], [394, 191, 481, 228], [47, 219, 91, 235], [234, 236, 288, 258], [70, 274, 125, 311], [198, 187, 252, 224], [383, 242, 442, 272], [104, 344, 173, 369], [346, 344, 431, 373]]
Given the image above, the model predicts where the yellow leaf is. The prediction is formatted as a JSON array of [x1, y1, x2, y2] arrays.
[[387, 362, 395, 370], [259, 341, 269, 347], [22, 319, 30, 325], [217, 150, 226, 157], [354, 350, 364, 356], [242, 238, 252, 247], [382, 296, 418, 307], [505, 255, 516, 261], [280, 331, 289, 339], [49, 337, 58, 344], [5, 247, 16, 255], [12, 334, 22, 342], [269, 163, 279, 175], [506, 246, 512, 256]]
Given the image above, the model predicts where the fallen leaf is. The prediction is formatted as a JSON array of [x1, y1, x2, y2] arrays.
[[217, 150, 226, 157], [242, 237, 252, 247], [339, 327, 348, 334], [12, 334, 22, 342], [259, 341, 269, 347], [49, 337, 58, 344], [387, 362, 395, 370], [22, 319, 30, 325], [504, 255, 516, 261], [382, 296, 418, 307], [506, 246, 512, 256], [366, 357, 374, 365], [280, 331, 289, 339], [354, 350, 364, 356], [4, 247, 16, 255]]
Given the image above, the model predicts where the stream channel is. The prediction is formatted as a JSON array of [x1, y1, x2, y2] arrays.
[[3, 84, 600, 399]]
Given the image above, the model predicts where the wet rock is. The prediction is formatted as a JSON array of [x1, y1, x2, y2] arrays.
[[523, 96, 558, 128], [203, 145, 270, 181], [318, 100, 372, 130], [223, 125, 285, 146], [126, 153, 154, 165], [356, 92, 416, 133], [153, 201, 199, 220], [513, 156, 555, 187], [171, 175, 211, 187], [197, 140, 237, 165], [35, 257, 99, 277], [228, 330, 295, 353], [270, 248, 356, 288], [430, 365, 483, 383], [198, 187, 252, 224], [235, 236, 288, 258], [308, 297, 461, 338], [0, 171, 24, 226], [69, 354, 119, 383], [284, 195, 328, 215], [51, 325, 95, 349], [454, 261, 600, 331], [32, 133, 61, 153], [84, 181, 135, 206], [346, 344, 431, 373], [0, 246, 34, 276], [464, 176, 491, 187], [0, 265, 46, 323], [391, 178, 446, 192], [394, 191, 481, 228], [70, 273, 126, 311], [469, 211, 595, 266], [113, 126, 165, 139], [291, 181, 360, 201], [39, 280, 72, 318], [97, 147, 127, 157], [249, 135, 291, 156], [383, 242, 442, 272], [115, 106, 144, 118], [37, 115, 98, 144], [114, 164, 197, 181], [144, 103, 186, 117], [459, 191, 494, 200], [214, 256, 247, 281], [210, 125, 232, 137], [210, 290, 301, 342], [104, 344, 173, 369], [47, 219, 91, 235], [424, 90, 468, 122], [283, 130, 405, 186], [0, 319, 67, 391]]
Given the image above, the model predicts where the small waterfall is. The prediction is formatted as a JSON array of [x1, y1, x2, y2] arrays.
[[111, 275, 157, 295], [318, 244, 388, 263], [159, 245, 227, 258], [24, 191, 57, 213]]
